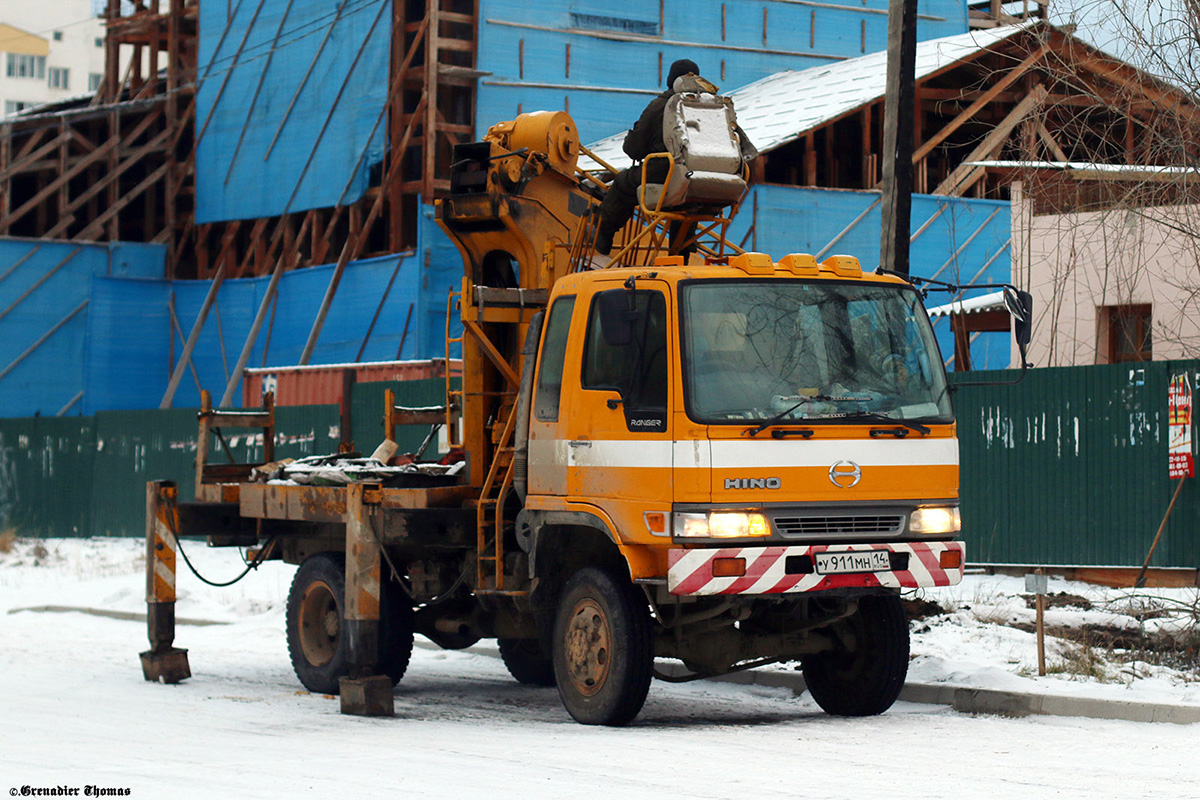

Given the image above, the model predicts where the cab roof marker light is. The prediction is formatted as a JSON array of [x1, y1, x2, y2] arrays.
[[821, 254, 862, 278], [729, 252, 775, 275], [778, 253, 819, 276]]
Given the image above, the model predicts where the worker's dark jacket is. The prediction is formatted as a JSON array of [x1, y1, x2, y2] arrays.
[[621, 87, 757, 178], [623, 90, 673, 162]]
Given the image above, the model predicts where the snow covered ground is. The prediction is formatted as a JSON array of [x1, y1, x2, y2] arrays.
[[2, 537, 1199, 798]]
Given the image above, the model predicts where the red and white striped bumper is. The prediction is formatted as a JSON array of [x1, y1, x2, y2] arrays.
[[666, 541, 965, 596]]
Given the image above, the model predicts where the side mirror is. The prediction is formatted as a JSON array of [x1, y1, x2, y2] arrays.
[[1003, 288, 1033, 349], [596, 289, 643, 347]]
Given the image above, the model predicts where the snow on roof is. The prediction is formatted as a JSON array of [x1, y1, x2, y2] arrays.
[[581, 22, 1036, 172], [967, 160, 1200, 178], [925, 289, 1009, 317]]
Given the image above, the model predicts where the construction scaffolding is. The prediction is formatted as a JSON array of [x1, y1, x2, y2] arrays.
[[0, 0, 480, 281]]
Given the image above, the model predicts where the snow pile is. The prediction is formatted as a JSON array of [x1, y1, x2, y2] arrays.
[[907, 573, 1200, 706]]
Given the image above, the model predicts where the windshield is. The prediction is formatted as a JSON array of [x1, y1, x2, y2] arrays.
[[680, 280, 952, 425]]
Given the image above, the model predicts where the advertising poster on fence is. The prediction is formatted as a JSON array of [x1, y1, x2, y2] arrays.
[[1168, 373, 1194, 479]]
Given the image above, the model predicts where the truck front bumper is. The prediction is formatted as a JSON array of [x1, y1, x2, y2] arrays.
[[666, 541, 964, 596]]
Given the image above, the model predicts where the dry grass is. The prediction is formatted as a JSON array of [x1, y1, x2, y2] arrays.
[[0, 528, 15, 554]]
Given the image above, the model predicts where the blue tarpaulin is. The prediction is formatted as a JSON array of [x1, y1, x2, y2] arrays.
[[0, 239, 165, 418], [94, 251, 423, 411], [474, 0, 968, 144], [195, 0, 391, 223], [0, 208, 463, 415]]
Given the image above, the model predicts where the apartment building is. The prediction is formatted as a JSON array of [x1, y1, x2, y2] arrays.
[[0, 0, 107, 117]]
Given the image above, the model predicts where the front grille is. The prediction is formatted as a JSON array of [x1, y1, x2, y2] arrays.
[[773, 514, 905, 538]]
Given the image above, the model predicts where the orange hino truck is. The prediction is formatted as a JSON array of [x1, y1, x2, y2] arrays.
[[139, 106, 1029, 726]]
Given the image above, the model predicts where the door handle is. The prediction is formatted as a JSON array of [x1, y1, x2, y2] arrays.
[[568, 440, 592, 448]]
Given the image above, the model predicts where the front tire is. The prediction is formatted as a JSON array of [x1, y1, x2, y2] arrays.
[[801, 593, 909, 717], [285, 553, 414, 694], [552, 567, 653, 726]]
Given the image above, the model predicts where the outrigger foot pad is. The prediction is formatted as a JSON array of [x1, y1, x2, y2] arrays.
[[140, 647, 191, 684], [339, 675, 394, 717]]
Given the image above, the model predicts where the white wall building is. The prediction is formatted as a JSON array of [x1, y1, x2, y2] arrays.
[[0, 0, 108, 117], [1012, 178, 1200, 367]]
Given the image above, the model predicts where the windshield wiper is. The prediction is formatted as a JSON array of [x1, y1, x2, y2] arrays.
[[746, 395, 833, 437], [838, 412, 931, 436]]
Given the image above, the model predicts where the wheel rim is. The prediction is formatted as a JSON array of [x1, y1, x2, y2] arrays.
[[298, 580, 339, 667], [563, 598, 612, 696]]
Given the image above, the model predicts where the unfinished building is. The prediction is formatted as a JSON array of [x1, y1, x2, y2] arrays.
[[1, 1, 1197, 414]]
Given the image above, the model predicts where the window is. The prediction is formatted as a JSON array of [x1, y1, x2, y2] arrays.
[[95, 37, 104, 48], [1101, 304, 1152, 363], [680, 280, 952, 425], [6, 54, 46, 80], [4, 100, 31, 116], [534, 296, 576, 422], [88, 73, 102, 92], [49, 67, 69, 90], [53, 31, 63, 41], [583, 289, 668, 430]]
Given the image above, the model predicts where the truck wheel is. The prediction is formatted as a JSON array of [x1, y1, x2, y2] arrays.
[[552, 567, 653, 726], [378, 578, 416, 686], [285, 553, 415, 694], [498, 638, 556, 686], [801, 593, 909, 717]]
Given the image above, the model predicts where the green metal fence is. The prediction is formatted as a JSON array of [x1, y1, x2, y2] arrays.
[[0, 416, 96, 538], [1, 368, 1195, 569], [951, 360, 1199, 567], [0, 379, 458, 541]]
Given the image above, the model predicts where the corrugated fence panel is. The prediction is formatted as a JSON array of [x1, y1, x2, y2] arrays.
[[88, 405, 340, 539], [90, 409, 198, 538], [952, 361, 1199, 567], [0, 416, 95, 538], [350, 378, 459, 458]]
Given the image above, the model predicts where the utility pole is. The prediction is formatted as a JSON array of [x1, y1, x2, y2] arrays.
[[879, 0, 917, 277]]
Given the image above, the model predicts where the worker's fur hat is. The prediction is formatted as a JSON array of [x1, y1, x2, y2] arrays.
[[666, 59, 700, 88]]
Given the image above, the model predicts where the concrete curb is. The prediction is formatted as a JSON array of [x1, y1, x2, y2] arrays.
[[7, 604, 230, 626], [659, 663, 1200, 725]]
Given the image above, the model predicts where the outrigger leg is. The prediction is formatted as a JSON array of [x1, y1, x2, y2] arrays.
[[140, 480, 192, 683], [339, 482, 393, 716]]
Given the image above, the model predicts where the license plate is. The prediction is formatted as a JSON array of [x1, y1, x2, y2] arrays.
[[814, 550, 891, 575]]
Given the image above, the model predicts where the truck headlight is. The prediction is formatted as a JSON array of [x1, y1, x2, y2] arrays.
[[674, 512, 771, 538], [909, 506, 961, 535]]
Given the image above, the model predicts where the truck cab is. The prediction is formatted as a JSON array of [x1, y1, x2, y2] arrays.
[[524, 253, 963, 595]]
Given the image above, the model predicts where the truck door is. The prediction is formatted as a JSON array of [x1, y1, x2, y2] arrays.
[[563, 283, 673, 533], [527, 295, 577, 496]]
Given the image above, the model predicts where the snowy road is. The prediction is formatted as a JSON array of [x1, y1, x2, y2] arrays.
[[3, 539, 1199, 798]]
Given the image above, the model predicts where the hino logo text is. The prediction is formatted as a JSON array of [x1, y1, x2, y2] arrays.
[[724, 477, 782, 489]]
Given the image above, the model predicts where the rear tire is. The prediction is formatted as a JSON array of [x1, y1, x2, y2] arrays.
[[285, 553, 415, 694], [378, 577, 416, 685], [498, 638, 556, 686], [552, 567, 653, 726], [801, 593, 909, 716]]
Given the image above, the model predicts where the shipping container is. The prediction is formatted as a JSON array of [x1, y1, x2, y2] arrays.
[[243, 359, 461, 406]]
